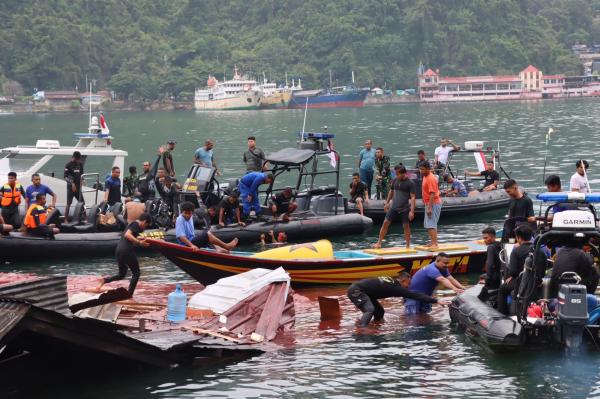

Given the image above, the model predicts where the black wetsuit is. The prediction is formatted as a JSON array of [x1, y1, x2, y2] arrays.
[[103, 221, 143, 295], [137, 156, 160, 202], [155, 178, 178, 214], [550, 247, 599, 298], [347, 277, 437, 326], [478, 241, 502, 302], [64, 160, 84, 205]]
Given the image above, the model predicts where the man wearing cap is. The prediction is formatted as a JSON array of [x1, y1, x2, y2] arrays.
[[243, 136, 267, 172], [194, 139, 220, 175], [160, 140, 176, 177], [270, 187, 298, 221]]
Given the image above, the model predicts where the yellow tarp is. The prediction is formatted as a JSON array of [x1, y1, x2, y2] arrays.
[[363, 247, 418, 255], [414, 244, 470, 252], [252, 239, 334, 260]]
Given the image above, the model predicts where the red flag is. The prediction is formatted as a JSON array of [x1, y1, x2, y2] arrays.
[[99, 114, 109, 133]]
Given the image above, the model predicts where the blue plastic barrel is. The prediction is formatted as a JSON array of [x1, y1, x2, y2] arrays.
[[167, 284, 187, 322]]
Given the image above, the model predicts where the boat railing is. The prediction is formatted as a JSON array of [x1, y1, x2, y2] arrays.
[[80, 172, 101, 205]]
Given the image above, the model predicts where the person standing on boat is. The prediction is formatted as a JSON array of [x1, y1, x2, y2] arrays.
[[96, 212, 152, 296], [25, 173, 57, 209], [136, 158, 159, 202], [374, 147, 391, 200], [176, 201, 238, 252], [358, 139, 375, 198], [104, 166, 122, 206], [123, 166, 138, 198], [502, 179, 535, 241], [419, 162, 442, 248], [434, 138, 460, 170], [405, 253, 465, 314], [0, 171, 26, 228], [349, 173, 368, 216], [155, 175, 178, 219], [348, 273, 440, 327], [23, 193, 59, 238], [477, 227, 502, 302], [194, 139, 220, 175], [570, 160, 590, 193], [159, 140, 176, 178], [243, 136, 267, 172], [373, 165, 415, 249], [464, 161, 500, 192], [415, 150, 431, 169], [64, 151, 84, 222], [238, 172, 274, 218]]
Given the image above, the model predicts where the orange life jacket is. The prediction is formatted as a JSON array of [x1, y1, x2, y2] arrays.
[[24, 204, 47, 228], [0, 183, 23, 207]]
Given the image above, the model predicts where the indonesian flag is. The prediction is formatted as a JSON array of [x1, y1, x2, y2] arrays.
[[474, 151, 486, 172], [99, 114, 110, 134], [327, 139, 339, 168]]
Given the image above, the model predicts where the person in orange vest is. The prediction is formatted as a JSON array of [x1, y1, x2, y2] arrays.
[[0, 172, 26, 227], [24, 193, 59, 238]]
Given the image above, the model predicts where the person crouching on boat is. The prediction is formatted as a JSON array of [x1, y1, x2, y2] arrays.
[[176, 201, 238, 253], [347, 272, 442, 327], [405, 253, 464, 314], [24, 194, 59, 239], [238, 172, 274, 218], [96, 213, 152, 296], [218, 193, 245, 227], [269, 187, 297, 222], [374, 165, 416, 249]]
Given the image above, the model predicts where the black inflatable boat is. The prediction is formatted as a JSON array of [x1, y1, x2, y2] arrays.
[[450, 192, 600, 352]]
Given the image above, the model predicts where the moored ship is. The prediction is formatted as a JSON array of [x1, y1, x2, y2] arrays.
[[194, 66, 262, 111], [288, 85, 369, 109]]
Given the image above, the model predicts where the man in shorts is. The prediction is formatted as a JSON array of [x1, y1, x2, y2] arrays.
[[269, 187, 298, 221], [419, 161, 442, 248], [373, 165, 416, 248], [176, 201, 238, 253], [349, 172, 368, 216]]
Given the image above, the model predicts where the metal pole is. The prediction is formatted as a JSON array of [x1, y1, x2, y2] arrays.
[[301, 96, 309, 141]]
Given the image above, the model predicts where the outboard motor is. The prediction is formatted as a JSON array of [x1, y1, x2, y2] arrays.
[[555, 278, 588, 350]]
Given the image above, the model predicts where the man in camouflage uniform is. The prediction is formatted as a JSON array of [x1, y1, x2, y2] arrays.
[[374, 147, 391, 200]]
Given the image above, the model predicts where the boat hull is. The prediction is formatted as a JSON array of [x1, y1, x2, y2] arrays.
[[194, 91, 261, 110], [259, 91, 291, 109], [148, 240, 487, 285], [349, 190, 511, 223], [288, 91, 367, 109]]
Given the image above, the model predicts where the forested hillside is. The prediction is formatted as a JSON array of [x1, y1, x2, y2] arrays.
[[1, 0, 599, 100]]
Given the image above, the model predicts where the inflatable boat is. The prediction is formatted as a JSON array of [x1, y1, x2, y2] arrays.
[[450, 192, 600, 351], [147, 238, 487, 285]]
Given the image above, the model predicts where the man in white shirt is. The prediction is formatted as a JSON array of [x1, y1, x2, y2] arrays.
[[570, 160, 590, 193], [434, 138, 460, 169]]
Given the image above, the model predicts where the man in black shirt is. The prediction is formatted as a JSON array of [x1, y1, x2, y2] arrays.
[[64, 151, 84, 222], [218, 193, 245, 227], [550, 239, 599, 298], [465, 161, 500, 191], [270, 187, 298, 221], [96, 213, 151, 296], [136, 157, 159, 202], [497, 225, 533, 315], [348, 272, 440, 326], [478, 227, 502, 302], [502, 179, 535, 241], [349, 172, 368, 216], [415, 150, 431, 169], [374, 165, 416, 248], [155, 175, 178, 218]]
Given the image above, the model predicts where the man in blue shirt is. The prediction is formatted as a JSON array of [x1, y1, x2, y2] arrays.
[[405, 252, 465, 314], [104, 166, 122, 206], [25, 173, 57, 208], [358, 139, 375, 198], [176, 201, 238, 252], [194, 139, 220, 175], [443, 175, 468, 197], [238, 172, 274, 217]]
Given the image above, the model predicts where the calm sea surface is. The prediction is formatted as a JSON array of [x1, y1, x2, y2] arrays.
[[2, 100, 600, 398]]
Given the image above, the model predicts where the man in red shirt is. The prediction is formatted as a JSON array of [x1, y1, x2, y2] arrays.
[[419, 162, 442, 248]]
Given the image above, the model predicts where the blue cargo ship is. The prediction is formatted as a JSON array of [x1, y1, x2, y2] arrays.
[[288, 86, 369, 109]]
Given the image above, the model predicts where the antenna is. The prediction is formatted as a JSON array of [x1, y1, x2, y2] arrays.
[[88, 81, 92, 130], [301, 97, 309, 141], [352, 70, 355, 84]]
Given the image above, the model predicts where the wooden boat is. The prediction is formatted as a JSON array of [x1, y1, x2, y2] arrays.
[[148, 239, 487, 285]]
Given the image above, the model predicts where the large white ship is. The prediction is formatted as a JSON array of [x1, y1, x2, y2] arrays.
[[194, 66, 262, 110]]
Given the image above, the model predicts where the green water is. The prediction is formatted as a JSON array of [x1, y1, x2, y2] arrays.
[[2, 100, 600, 398]]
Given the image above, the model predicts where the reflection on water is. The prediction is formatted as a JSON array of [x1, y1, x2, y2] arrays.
[[4, 100, 600, 397]]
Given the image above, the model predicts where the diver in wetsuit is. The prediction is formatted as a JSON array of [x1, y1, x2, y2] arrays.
[[478, 226, 502, 302], [347, 273, 440, 327], [549, 237, 599, 299], [497, 225, 533, 315]]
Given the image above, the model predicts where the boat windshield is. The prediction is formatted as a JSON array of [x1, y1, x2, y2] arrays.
[[0, 153, 46, 175]]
